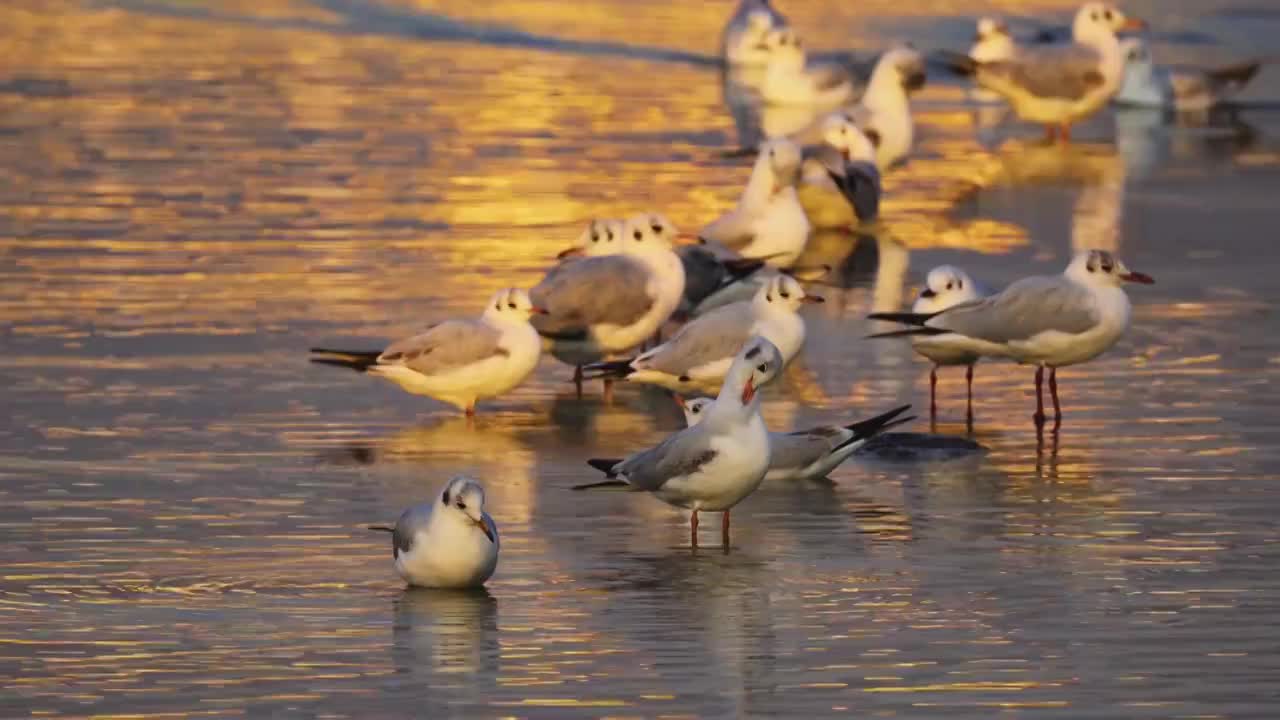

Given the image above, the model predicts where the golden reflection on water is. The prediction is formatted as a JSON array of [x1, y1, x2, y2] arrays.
[[3, 0, 1280, 716]]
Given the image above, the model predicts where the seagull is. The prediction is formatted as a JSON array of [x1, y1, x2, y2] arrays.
[[531, 213, 694, 382], [906, 266, 992, 424], [842, 44, 926, 169], [677, 242, 771, 317], [868, 249, 1153, 429], [690, 263, 830, 316], [574, 336, 785, 550], [368, 476, 499, 589], [799, 113, 882, 229], [937, 3, 1146, 142], [582, 274, 821, 393], [722, 0, 788, 67], [310, 288, 544, 416], [678, 397, 913, 482], [759, 29, 859, 109], [1116, 38, 1263, 112], [699, 137, 811, 268]]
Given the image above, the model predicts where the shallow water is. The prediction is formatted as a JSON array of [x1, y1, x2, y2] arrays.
[[4, 0, 1280, 716]]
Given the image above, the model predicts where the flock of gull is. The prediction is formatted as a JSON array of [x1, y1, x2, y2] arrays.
[[306, 0, 1262, 589]]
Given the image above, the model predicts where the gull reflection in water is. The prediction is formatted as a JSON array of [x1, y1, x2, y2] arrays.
[[392, 587, 499, 680]]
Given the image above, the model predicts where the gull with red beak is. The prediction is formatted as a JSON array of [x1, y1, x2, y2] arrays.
[[368, 476, 499, 589], [907, 265, 993, 425], [936, 3, 1147, 142], [869, 249, 1154, 429], [581, 274, 821, 394], [309, 288, 546, 416], [699, 137, 811, 268], [574, 337, 785, 550]]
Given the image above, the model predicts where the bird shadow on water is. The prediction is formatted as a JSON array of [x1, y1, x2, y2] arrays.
[[100, 0, 719, 67], [391, 587, 500, 679]]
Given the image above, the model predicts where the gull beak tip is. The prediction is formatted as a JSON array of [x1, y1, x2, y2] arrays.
[[531, 306, 550, 315], [801, 294, 825, 304], [1121, 271, 1155, 285]]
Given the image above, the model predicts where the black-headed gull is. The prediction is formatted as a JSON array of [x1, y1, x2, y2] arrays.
[[969, 18, 1017, 103], [906, 266, 992, 424], [842, 44, 926, 169], [310, 288, 544, 416], [800, 113, 882, 228], [531, 213, 695, 379], [582, 274, 821, 393], [699, 138, 810, 268], [938, 3, 1146, 142], [1116, 38, 1262, 112], [869, 249, 1153, 428], [368, 476, 499, 589], [759, 28, 859, 109], [574, 336, 785, 549], [678, 396, 913, 482]]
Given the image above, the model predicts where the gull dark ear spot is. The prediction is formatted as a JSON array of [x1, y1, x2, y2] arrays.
[[633, 229, 642, 241], [442, 489, 451, 505], [744, 345, 763, 361]]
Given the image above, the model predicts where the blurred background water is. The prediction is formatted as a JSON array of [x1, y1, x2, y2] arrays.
[[3, 0, 1280, 716]]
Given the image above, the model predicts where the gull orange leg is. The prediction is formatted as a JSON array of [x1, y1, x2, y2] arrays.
[[573, 365, 584, 398], [1059, 123, 1071, 143], [1043, 125, 1057, 142], [1033, 365, 1046, 428], [722, 510, 731, 550], [690, 510, 699, 549], [929, 365, 938, 422], [965, 364, 975, 431]]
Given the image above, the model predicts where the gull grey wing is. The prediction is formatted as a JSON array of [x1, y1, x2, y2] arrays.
[[531, 255, 656, 335], [391, 503, 433, 558], [700, 208, 757, 251], [379, 320, 506, 376], [837, 160, 881, 221], [810, 62, 852, 92], [634, 303, 754, 376], [770, 428, 845, 471], [616, 425, 719, 491], [987, 45, 1106, 100], [931, 276, 1099, 342]]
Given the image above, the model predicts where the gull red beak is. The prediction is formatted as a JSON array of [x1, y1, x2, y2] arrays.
[[475, 517, 495, 543], [530, 306, 550, 315], [800, 294, 825, 304], [741, 376, 756, 405], [1120, 271, 1154, 284], [557, 246, 585, 260], [1120, 17, 1147, 31], [674, 233, 700, 246]]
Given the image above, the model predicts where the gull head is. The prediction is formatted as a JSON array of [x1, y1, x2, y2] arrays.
[[914, 265, 979, 312], [821, 114, 877, 163], [560, 218, 622, 259], [763, 28, 805, 68], [975, 17, 1010, 42], [439, 476, 495, 542], [874, 44, 927, 92], [622, 212, 696, 252], [485, 288, 547, 323], [1067, 249, 1155, 287], [725, 335, 785, 407], [675, 395, 714, 427], [756, 273, 823, 312], [758, 137, 803, 191], [745, 9, 775, 36], [1073, 3, 1146, 44]]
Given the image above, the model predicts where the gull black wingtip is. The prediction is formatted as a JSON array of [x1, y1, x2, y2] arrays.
[[585, 458, 623, 476], [367, 524, 395, 533], [572, 479, 631, 491], [580, 360, 636, 381], [310, 348, 381, 372], [843, 404, 915, 441]]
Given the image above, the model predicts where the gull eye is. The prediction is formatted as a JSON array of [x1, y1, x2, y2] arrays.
[[766, 294, 773, 302], [633, 230, 643, 241], [756, 363, 768, 373], [1104, 9, 1113, 21], [945, 282, 953, 290], [779, 291, 790, 299], [456, 501, 466, 510], [494, 302, 501, 310], [507, 302, 517, 309], [651, 224, 663, 234], [590, 232, 599, 243]]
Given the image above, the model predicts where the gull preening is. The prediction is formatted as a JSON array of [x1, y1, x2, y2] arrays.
[[582, 274, 821, 393], [368, 476, 499, 589], [841, 43, 926, 169], [938, 3, 1146, 142], [1116, 38, 1262, 112], [531, 213, 694, 380], [310, 288, 544, 416], [800, 113, 882, 229], [904, 266, 991, 424], [869, 249, 1153, 428], [679, 396, 913, 482], [699, 138, 811, 268], [574, 336, 785, 549]]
